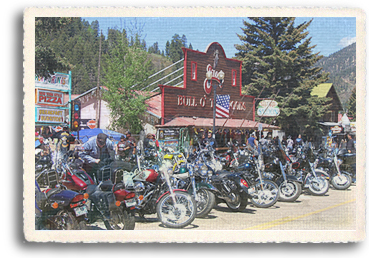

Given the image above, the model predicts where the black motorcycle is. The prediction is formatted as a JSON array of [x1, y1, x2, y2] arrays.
[[262, 140, 302, 202]]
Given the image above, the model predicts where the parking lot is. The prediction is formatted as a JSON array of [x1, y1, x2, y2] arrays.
[[88, 184, 357, 231]]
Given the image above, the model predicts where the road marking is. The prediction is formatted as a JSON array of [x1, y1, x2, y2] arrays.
[[244, 198, 356, 230]]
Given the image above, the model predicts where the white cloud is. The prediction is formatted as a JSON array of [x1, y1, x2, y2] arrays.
[[338, 36, 356, 48]]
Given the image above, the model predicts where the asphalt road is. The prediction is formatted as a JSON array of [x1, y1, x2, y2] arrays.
[[87, 183, 357, 231]]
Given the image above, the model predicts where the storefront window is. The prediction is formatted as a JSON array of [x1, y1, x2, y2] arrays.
[[232, 69, 237, 86], [191, 62, 197, 81]]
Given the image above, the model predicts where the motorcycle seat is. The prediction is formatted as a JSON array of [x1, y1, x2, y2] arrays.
[[100, 180, 114, 191], [45, 187, 62, 198]]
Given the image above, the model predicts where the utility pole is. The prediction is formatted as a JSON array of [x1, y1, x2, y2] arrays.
[[96, 29, 102, 128]]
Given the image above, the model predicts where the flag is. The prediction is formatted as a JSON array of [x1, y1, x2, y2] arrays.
[[216, 94, 230, 118]]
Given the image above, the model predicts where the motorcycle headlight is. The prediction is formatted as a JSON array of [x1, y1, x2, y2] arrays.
[[200, 165, 208, 176]]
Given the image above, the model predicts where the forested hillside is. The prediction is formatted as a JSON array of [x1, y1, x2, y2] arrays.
[[316, 43, 356, 109], [36, 18, 191, 94]]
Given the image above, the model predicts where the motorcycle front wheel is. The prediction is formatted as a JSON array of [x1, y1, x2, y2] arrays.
[[278, 181, 302, 202], [331, 173, 352, 190], [250, 180, 279, 208], [156, 191, 196, 228], [104, 209, 136, 230], [195, 189, 216, 218], [307, 176, 329, 196]]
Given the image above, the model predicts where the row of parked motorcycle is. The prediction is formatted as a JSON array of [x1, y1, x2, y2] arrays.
[[35, 134, 356, 230]]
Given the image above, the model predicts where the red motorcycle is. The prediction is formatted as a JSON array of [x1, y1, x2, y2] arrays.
[[57, 152, 136, 230]]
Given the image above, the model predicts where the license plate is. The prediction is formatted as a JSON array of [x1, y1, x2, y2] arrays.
[[74, 205, 88, 217], [124, 198, 137, 207]]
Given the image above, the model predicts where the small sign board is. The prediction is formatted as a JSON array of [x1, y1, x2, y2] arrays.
[[257, 99, 280, 117]]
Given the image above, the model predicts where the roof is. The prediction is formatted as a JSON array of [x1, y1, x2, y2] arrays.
[[311, 83, 333, 98], [145, 93, 162, 118], [157, 117, 280, 130]]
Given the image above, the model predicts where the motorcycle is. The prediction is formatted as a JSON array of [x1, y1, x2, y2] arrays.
[[189, 143, 250, 212], [262, 140, 302, 202], [316, 145, 352, 190], [35, 170, 88, 230], [289, 143, 330, 196], [58, 153, 136, 230], [124, 149, 196, 228], [236, 145, 280, 208]]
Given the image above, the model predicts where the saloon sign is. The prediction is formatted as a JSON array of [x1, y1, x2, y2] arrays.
[[257, 100, 280, 117], [160, 42, 255, 123]]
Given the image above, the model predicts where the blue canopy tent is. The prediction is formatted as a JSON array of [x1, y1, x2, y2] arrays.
[[71, 128, 125, 143]]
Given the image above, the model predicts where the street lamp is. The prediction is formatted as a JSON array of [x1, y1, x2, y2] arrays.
[[206, 70, 225, 138]]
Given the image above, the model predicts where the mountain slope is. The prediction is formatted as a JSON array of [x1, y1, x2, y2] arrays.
[[316, 43, 356, 109]]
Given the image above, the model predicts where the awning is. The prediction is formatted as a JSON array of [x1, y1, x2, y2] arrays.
[[157, 117, 280, 130]]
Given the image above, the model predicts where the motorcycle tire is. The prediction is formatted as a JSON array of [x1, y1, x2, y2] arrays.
[[195, 189, 216, 218], [278, 181, 302, 202], [104, 209, 135, 230], [225, 191, 248, 212], [77, 220, 88, 230], [307, 176, 329, 196], [48, 211, 77, 230], [156, 191, 196, 228], [331, 173, 352, 190], [250, 180, 279, 208]]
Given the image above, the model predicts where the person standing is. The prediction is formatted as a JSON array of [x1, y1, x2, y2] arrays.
[[295, 134, 303, 146], [286, 136, 294, 151], [79, 133, 115, 181], [125, 131, 137, 157], [247, 133, 258, 149], [52, 126, 75, 154], [116, 135, 129, 160], [346, 134, 356, 153]]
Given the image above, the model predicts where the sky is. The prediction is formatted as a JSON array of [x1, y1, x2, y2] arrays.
[[82, 16, 356, 58]]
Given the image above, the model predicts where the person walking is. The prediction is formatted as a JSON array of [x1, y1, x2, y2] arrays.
[[286, 135, 294, 151]]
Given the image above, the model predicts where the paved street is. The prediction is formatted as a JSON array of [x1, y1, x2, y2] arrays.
[[88, 184, 357, 231]]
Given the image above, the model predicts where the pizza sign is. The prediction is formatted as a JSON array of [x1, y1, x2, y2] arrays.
[[36, 89, 64, 106]]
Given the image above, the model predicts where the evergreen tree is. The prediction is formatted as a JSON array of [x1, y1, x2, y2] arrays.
[[347, 87, 356, 121], [235, 17, 330, 136], [35, 17, 74, 78]]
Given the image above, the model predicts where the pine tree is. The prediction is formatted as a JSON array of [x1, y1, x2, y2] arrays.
[[347, 87, 356, 121], [235, 17, 331, 136]]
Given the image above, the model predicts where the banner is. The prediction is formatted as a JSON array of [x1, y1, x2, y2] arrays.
[[35, 72, 70, 91]]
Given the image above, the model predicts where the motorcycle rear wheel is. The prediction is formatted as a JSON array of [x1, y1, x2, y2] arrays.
[[307, 176, 329, 196], [250, 180, 279, 208], [278, 181, 302, 202], [225, 191, 248, 212], [156, 191, 196, 228], [48, 211, 77, 230], [331, 173, 352, 190], [195, 189, 216, 218], [104, 209, 136, 230]]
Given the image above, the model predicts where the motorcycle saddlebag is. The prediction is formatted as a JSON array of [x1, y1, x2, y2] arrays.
[[90, 190, 116, 211]]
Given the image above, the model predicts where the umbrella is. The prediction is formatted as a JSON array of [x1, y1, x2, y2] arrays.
[[71, 128, 125, 143]]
